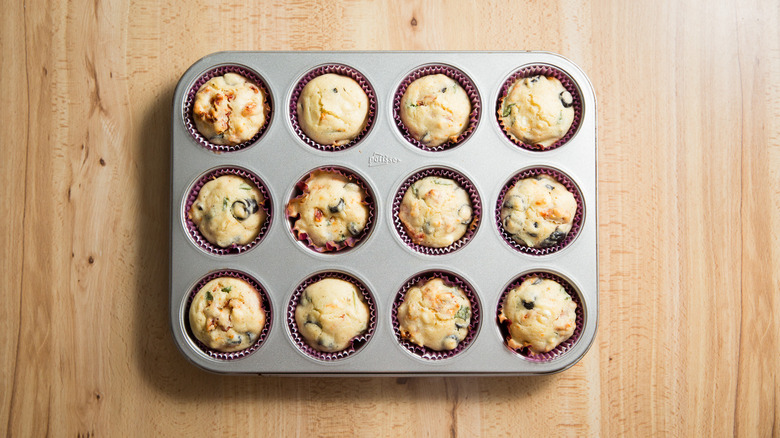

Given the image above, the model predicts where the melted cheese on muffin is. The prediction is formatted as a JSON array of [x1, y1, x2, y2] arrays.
[[189, 175, 266, 247], [399, 74, 471, 147], [499, 75, 574, 148], [192, 73, 266, 146], [286, 171, 369, 249], [296, 73, 369, 146], [295, 278, 370, 352], [499, 277, 577, 354], [501, 174, 576, 248], [397, 278, 471, 351], [189, 277, 266, 352], [399, 176, 473, 248]]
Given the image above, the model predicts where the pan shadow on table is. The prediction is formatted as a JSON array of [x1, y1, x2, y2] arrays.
[[133, 86, 555, 403]]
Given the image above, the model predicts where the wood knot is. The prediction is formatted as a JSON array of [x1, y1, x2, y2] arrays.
[[99, 158, 106, 166], [410, 17, 417, 27], [88, 256, 95, 264]]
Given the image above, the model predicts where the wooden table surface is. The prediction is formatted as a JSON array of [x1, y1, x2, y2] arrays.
[[2, 0, 778, 436]]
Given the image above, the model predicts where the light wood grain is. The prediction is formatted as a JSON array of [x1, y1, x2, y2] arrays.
[[1, 0, 778, 436]]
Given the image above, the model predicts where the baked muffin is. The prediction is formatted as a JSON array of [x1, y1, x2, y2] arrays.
[[499, 276, 577, 354], [192, 73, 267, 146], [397, 278, 471, 351], [189, 277, 266, 352], [296, 73, 369, 146], [498, 75, 574, 148], [295, 278, 370, 352], [501, 174, 576, 248], [189, 175, 267, 248], [399, 74, 471, 147], [399, 176, 473, 248], [286, 170, 369, 249]]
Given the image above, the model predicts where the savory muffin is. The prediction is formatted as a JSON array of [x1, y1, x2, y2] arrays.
[[399, 176, 473, 248], [192, 73, 267, 146], [189, 174, 267, 248], [498, 75, 574, 148], [499, 276, 577, 354], [397, 278, 471, 351], [286, 170, 369, 249], [189, 277, 266, 352], [399, 74, 471, 147], [295, 278, 370, 352], [500, 174, 576, 248], [296, 73, 369, 146]]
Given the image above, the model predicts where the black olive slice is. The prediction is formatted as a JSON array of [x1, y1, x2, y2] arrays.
[[559, 90, 573, 108], [328, 198, 345, 213]]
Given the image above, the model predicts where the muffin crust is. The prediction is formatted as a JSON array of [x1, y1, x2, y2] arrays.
[[193, 73, 267, 146]]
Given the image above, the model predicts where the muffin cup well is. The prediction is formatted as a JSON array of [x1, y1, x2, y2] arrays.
[[287, 272, 377, 361], [289, 64, 377, 152], [286, 167, 376, 254], [495, 167, 583, 256], [184, 65, 273, 153], [185, 270, 272, 360], [496, 65, 582, 152], [391, 271, 481, 360], [496, 271, 584, 362], [184, 166, 273, 255], [392, 64, 481, 152], [392, 167, 481, 255]]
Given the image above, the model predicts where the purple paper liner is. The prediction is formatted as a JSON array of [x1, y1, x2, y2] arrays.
[[184, 167, 273, 255], [183, 65, 273, 153], [392, 64, 481, 152], [286, 272, 377, 361], [496, 65, 582, 152], [184, 270, 272, 361], [289, 64, 377, 152], [286, 167, 376, 253], [496, 271, 584, 362], [495, 167, 583, 256], [391, 271, 481, 360], [392, 167, 481, 255]]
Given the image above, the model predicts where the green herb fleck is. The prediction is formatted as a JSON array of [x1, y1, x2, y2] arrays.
[[433, 178, 453, 186], [205, 291, 213, 301], [455, 305, 470, 321], [502, 103, 515, 118], [221, 286, 232, 293], [223, 197, 229, 210], [239, 184, 252, 190]]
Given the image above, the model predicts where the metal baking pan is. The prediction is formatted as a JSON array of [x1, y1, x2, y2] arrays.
[[169, 51, 598, 375]]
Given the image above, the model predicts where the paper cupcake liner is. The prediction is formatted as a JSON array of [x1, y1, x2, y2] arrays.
[[287, 272, 377, 361], [496, 65, 582, 152], [184, 65, 273, 153], [391, 271, 481, 360], [392, 167, 481, 255], [496, 271, 583, 362], [392, 64, 481, 152], [185, 270, 272, 361], [184, 167, 273, 255], [495, 167, 583, 256], [286, 167, 375, 253], [289, 64, 377, 152]]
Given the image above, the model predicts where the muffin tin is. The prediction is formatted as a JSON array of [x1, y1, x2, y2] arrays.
[[170, 51, 598, 375]]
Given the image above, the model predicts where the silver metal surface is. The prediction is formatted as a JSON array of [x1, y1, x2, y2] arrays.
[[170, 51, 598, 375]]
